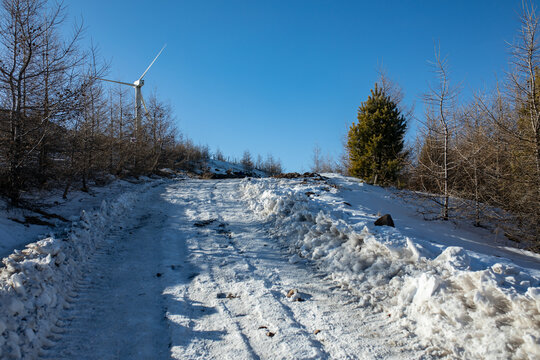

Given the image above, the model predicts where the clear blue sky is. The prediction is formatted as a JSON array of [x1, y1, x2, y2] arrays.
[[66, 0, 534, 171]]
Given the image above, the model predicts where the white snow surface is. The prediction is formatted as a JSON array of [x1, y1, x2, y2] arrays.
[[241, 174, 540, 359], [0, 173, 539, 359]]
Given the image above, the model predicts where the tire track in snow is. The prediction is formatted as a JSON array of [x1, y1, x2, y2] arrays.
[[39, 178, 420, 359], [207, 182, 331, 360], [162, 180, 327, 359], [164, 179, 417, 359], [41, 188, 170, 360]]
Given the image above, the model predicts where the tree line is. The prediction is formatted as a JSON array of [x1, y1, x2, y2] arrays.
[[0, 0, 280, 206], [341, 3, 540, 249]]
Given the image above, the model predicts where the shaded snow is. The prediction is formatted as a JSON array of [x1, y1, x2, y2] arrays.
[[0, 180, 161, 358], [0, 177, 160, 259]]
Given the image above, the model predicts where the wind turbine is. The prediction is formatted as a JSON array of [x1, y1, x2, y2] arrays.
[[95, 44, 166, 141]]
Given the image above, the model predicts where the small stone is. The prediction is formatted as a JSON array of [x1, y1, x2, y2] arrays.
[[314, 329, 321, 335], [374, 214, 395, 227], [266, 331, 275, 337]]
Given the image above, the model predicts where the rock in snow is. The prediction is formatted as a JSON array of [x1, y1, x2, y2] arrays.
[[374, 213, 395, 227]]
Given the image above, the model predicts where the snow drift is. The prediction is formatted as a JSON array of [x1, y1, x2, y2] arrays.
[[0, 182, 156, 359], [241, 176, 540, 359]]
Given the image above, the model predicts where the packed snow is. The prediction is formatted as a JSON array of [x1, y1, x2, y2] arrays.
[[0, 172, 538, 359]]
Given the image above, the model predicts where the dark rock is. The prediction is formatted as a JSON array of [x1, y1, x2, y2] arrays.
[[272, 172, 325, 179], [374, 214, 395, 227], [200, 170, 253, 179], [23, 216, 54, 227], [217, 292, 238, 299], [194, 219, 217, 227]]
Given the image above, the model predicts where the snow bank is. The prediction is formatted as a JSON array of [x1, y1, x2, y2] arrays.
[[0, 184, 153, 359], [241, 178, 540, 359]]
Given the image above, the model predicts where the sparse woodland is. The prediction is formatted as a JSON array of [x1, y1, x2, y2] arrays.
[[0, 0, 282, 205], [0, 0, 199, 204], [409, 4, 540, 249], [341, 3, 540, 250]]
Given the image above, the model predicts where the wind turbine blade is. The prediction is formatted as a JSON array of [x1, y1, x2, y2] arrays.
[[93, 77, 134, 87], [139, 44, 166, 81]]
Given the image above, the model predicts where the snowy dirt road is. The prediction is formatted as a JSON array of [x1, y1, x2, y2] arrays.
[[43, 179, 420, 360]]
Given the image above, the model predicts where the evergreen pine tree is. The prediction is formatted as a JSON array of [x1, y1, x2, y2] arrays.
[[347, 84, 407, 184]]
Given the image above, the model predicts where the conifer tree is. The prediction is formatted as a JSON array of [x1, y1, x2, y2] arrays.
[[347, 84, 407, 184]]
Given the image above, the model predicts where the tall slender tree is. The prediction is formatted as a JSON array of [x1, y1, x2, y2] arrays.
[[420, 48, 459, 220]]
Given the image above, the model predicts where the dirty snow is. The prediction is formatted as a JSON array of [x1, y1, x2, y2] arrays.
[[0, 179, 162, 358]]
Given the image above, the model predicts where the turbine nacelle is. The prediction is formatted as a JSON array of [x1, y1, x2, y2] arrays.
[[133, 79, 144, 87]]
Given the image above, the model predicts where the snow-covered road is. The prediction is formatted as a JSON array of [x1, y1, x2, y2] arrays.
[[44, 186, 171, 359], [43, 179, 420, 359], [2, 174, 531, 359]]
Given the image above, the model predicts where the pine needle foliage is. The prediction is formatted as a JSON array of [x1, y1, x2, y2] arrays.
[[347, 84, 407, 184]]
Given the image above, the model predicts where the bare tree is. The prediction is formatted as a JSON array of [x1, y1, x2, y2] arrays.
[[311, 144, 322, 173], [0, 0, 85, 203], [142, 94, 176, 172], [214, 148, 225, 161], [420, 47, 459, 220], [452, 100, 493, 226], [376, 65, 415, 120], [255, 154, 263, 170], [241, 150, 253, 172]]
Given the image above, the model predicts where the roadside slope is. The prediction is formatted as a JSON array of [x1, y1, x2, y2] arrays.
[[241, 175, 540, 359]]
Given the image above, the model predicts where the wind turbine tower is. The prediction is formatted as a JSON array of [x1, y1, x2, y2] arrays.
[[95, 45, 166, 141]]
